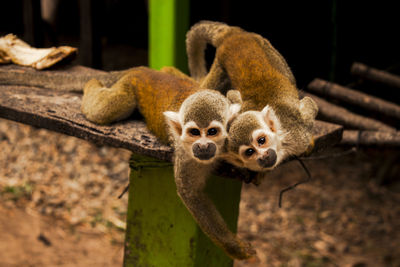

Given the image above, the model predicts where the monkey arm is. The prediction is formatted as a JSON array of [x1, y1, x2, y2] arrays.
[[173, 152, 255, 260]]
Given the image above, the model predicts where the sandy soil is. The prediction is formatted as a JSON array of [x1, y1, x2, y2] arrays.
[[0, 118, 399, 267]]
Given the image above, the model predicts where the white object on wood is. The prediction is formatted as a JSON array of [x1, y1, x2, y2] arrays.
[[0, 34, 77, 69]]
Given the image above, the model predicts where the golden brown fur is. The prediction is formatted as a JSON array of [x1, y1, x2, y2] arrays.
[[82, 66, 199, 144], [186, 21, 318, 169]]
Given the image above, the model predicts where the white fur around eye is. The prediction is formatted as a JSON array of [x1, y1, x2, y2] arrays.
[[182, 121, 200, 135]]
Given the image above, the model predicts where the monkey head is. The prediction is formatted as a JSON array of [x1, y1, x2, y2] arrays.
[[164, 89, 241, 163], [223, 105, 287, 171]]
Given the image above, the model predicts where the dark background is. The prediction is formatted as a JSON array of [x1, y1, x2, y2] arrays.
[[1, 0, 400, 90]]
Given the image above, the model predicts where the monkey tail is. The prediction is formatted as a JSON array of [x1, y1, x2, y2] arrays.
[[186, 21, 239, 81]]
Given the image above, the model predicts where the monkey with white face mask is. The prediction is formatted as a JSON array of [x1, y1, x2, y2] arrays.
[[186, 21, 318, 173]]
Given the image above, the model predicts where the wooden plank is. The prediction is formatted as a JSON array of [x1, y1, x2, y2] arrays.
[[0, 83, 342, 161], [0, 64, 113, 92], [0, 84, 172, 161]]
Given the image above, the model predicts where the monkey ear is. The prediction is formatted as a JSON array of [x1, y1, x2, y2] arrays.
[[163, 111, 183, 138], [226, 90, 242, 105], [227, 103, 241, 131], [261, 105, 280, 132]]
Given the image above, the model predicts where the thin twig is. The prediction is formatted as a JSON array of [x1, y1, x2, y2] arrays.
[[118, 183, 130, 199], [278, 157, 312, 208]]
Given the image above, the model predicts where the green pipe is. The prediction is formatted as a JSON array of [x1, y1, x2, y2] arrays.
[[123, 154, 242, 267]]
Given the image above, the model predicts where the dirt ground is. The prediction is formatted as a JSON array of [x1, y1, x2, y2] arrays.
[[0, 118, 399, 267]]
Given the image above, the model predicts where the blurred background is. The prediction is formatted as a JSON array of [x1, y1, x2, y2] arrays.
[[0, 1, 399, 266], [2, 1, 400, 87]]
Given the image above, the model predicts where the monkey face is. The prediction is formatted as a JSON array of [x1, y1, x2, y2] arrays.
[[224, 106, 286, 171], [236, 128, 279, 171], [181, 120, 227, 163], [164, 89, 242, 164]]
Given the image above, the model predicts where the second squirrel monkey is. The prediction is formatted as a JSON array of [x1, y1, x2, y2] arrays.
[[81, 67, 255, 259], [186, 21, 318, 172]]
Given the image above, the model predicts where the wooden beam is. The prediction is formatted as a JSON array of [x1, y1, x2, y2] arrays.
[[351, 62, 400, 88], [341, 130, 400, 147], [0, 82, 342, 160], [300, 91, 396, 132], [0, 65, 343, 163], [307, 78, 400, 121]]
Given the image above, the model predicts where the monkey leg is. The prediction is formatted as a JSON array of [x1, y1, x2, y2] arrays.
[[81, 75, 136, 125], [160, 66, 194, 82], [174, 156, 256, 260]]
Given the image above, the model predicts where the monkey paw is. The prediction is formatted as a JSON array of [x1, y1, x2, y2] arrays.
[[225, 238, 256, 260]]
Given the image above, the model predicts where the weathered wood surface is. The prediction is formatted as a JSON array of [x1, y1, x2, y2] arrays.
[[0, 64, 112, 92], [307, 78, 400, 121], [0, 65, 342, 165], [351, 62, 400, 89]]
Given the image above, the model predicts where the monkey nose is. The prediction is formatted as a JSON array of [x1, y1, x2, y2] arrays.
[[257, 149, 277, 168], [193, 143, 217, 161]]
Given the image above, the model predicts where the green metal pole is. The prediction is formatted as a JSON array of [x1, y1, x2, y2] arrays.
[[123, 154, 242, 267], [149, 0, 189, 72]]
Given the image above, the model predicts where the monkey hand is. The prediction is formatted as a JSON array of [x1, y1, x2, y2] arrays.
[[224, 237, 256, 260]]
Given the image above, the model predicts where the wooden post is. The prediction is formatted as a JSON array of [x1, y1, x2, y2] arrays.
[[123, 154, 242, 267]]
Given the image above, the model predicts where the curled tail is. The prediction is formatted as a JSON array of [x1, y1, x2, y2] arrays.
[[186, 21, 241, 81]]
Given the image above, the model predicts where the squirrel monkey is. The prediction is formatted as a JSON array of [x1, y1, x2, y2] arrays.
[[186, 21, 318, 172], [81, 67, 255, 259]]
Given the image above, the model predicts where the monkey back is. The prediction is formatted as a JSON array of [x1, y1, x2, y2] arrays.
[[128, 67, 200, 144]]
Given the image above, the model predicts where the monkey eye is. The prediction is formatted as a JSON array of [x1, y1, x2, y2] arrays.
[[257, 137, 266, 145], [189, 128, 201, 136], [207, 128, 218, 136], [245, 148, 255, 157]]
